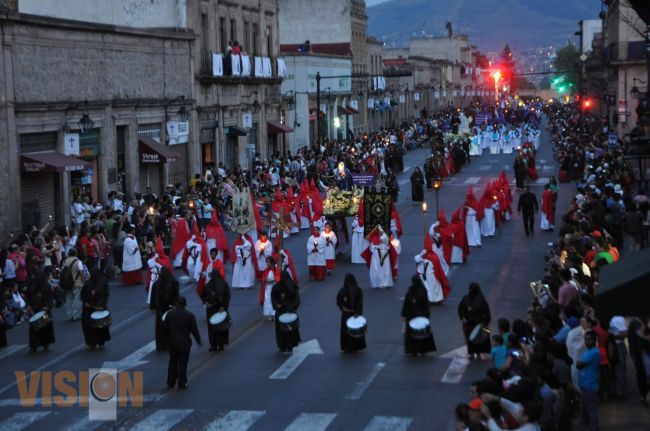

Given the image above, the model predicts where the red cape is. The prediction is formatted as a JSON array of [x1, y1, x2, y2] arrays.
[[424, 251, 451, 299], [171, 218, 190, 257], [450, 208, 470, 261], [196, 258, 225, 297], [259, 266, 280, 305], [204, 211, 229, 261], [360, 232, 398, 270], [230, 234, 258, 270], [542, 189, 555, 224], [463, 188, 484, 221]]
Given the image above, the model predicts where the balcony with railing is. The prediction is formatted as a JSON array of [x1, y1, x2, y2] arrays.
[[198, 50, 284, 85], [604, 41, 646, 64]]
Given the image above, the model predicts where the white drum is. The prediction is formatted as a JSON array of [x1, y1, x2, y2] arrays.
[[278, 312, 299, 332], [469, 324, 490, 346], [346, 315, 367, 338], [90, 310, 111, 328], [408, 317, 431, 339], [209, 311, 231, 330], [161, 309, 172, 322], [29, 311, 50, 331]]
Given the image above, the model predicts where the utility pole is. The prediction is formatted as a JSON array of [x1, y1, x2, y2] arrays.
[[316, 72, 321, 154]]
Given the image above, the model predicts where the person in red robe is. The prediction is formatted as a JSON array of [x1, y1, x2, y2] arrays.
[[390, 204, 403, 238], [273, 238, 298, 285], [425, 209, 453, 265], [450, 208, 469, 263], [230, 233, 257, 289], [540, 185, 555, 231], [170, 216, 190, 268], [361, 226, 398, 289], [204, 211, 229, 262], [196, 247, 226, 297]]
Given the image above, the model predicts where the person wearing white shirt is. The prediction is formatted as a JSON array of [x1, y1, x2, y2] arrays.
[[71, 198, 85, 228], [608, 316, 628, 398]]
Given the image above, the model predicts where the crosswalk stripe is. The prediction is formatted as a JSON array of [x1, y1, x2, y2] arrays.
[[284, 413, 337, 431], [478, 165, 491, 171], [536, 177, 549, 184], [206, 410, 266, 431], [362, 416, 413, 431], [0, 345, 27, 361], [129, 409, 192, 431], [542, 165, 554, 171], [463, 177, 480, 184], [0, 412, 50, 431]]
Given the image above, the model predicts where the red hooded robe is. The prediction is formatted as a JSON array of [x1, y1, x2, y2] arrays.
[[204, 211, 229, 261]]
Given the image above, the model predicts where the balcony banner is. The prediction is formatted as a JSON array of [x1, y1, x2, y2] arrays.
[[241, 55, 251, 76], [212, 53, 224, 77]]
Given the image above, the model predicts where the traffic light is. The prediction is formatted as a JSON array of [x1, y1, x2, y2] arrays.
[[582, 99, 592, 110], [492, 69, 501, 82], [558, 86, 566, 93]]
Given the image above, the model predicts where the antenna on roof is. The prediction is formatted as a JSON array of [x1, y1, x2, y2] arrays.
[[446, 22, 453, 38]]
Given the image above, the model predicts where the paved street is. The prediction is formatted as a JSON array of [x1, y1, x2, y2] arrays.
[[0, 129, 565, 430]]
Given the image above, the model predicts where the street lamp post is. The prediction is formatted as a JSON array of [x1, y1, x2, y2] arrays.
[[432, 178, 441, 220]]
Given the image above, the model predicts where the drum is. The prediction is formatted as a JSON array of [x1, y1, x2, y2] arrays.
[[90, 310, 112, 329], [408, 317, 431, 340], [469, 324, 491, 346], [346, 316, 367, 338], [28, 311, 51, 331], [209, 311, 231, 331], [277, 313, 299, 333], [161, 309, 172, 323]]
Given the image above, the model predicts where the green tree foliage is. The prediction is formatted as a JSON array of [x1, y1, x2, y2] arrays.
[[552, 43, 580, 91]]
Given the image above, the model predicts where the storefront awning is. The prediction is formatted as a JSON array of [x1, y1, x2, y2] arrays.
[[225, 125, 248, 137], [139, 136, 178, 164], [21, 152, 91, 174], [267, 121, 294, 134], [339, 105, 359, 115]]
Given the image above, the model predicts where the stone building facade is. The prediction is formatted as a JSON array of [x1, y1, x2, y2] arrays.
[[0, 2, 195, 234]]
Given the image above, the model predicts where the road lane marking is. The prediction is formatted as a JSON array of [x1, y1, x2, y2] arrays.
[[479, 165, 491, 171], [0, 283, 195, 397], [128, 408, 192, 431], [0, 394, 160, 408], [0, 412, 50, 431], [0, 345, 27, 360], [346, 362, 386, 400], [206, 410, 266, 431], [441, 346, 470, 384], [362, 416, 413, 431], [284, 413, 337, 431], [463, 177, 481, 184], [102, 340, 157, 370], [269, 339, 323, 380], [536, 177, 549, 184]]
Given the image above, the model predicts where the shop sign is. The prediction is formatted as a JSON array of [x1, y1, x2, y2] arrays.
[[23, 161, 47, 173], [141, 152, 160, 164], [64, 133, 80, 156], [414, 93, 420, 101], [166, 121, 189, 145]]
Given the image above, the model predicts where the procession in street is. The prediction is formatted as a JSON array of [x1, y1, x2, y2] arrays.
[[2, 0, 650, 430]]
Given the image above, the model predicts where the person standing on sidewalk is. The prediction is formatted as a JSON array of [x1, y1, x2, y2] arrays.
[[577, 331, 600, 431], [608, 316, 628, 399], [165, 296, 201, 389], [517, 186, 538, 237]]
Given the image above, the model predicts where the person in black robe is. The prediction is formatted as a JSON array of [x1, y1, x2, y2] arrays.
[[201, 269, 231, 351], [410, 167, 425, 202], [26, 273, 55, 353], [150, 266, 179, 351], [81, 268, 111, 350], [336, 273, 366, 353], [271, 271, 301, 353], [401, 275, 436, 356], [457, 282, 492, 359]]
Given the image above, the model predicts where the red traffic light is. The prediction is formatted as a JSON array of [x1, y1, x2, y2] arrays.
[[492, 69, 502, 82], [582, 99, 592, 110]]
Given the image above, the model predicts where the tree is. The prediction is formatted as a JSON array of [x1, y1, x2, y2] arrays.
[[552, 43, 580, 92], [538, 76, 551, 90]]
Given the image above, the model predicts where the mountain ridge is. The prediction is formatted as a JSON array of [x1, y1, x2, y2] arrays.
[[367, 0, 602, 52]]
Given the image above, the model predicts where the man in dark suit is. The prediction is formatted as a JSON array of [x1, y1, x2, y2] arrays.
[[165, 296, 201, 389], [517, 186, 539, 236]]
